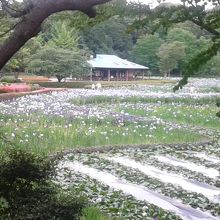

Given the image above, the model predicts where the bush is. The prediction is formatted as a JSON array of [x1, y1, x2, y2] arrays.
[[29, 83, 41, 91], [30, 81, 91, 88], [0, 148, 85, 220], [0, 76, 22, 83]]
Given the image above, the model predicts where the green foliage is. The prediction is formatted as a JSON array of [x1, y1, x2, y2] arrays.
[[174, 39, 220, 90], [3, 37, 42, 74], [48, 21, 80, 50], [131, 1, 220, 87], [157, 41, 185, 77], [55, 0, 128, 31], [129, 21, 216, 77], [28, 47, 89, 82], [81, 17, 133, 58], [196, 52, 220, 76], [0, 147, 85, 219], [216, 99, 220, 118], [130, 34, 163, 74], [28, 21, 90, 82], [81, 207, 108, 220], [0, 76, 22, 83], [166, 28, 198, 66], [30, 81, 91, 88]]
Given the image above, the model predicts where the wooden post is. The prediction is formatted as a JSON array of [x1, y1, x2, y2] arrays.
[[90, 68, 93, 82], [116, 70, 119, 81], [142, 70, 144, 80], [126, 70, 128, 81], [108, 69, 111, 81]]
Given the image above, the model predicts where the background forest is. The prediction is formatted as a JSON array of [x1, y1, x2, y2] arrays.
[[1, 0, 220, 79]]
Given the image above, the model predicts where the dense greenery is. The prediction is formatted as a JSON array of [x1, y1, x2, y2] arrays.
[[0, 147, 86, 219], [1, 0, 220, 79], [130, 34, 162, 75], [130, 0, 220, 88], [27, 22, 90, 82]]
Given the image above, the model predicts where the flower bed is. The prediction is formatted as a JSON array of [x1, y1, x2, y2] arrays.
[[0, 83, 32, 93], [56, 142, 220, 220], [0, 77, 219, 220]]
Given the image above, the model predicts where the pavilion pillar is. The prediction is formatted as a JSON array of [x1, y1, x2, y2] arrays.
[[126, 70, 128, 81], [90, 68, 93, 82], [116, 70, 119, 81], [107, 69, 111, 81], [142, 70, 144, 80]]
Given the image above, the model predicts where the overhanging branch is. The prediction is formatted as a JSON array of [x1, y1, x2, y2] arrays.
[[0, 0, 112, 70]]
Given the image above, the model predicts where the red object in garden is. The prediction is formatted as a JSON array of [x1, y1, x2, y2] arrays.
[[0, 83, 32, 93]]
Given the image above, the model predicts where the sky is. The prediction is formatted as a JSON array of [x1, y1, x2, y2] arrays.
[[129, 0, 213, 9], [136, 0, 180, 5], [15, 0, 213, 9], [129, 0, 182, 7]]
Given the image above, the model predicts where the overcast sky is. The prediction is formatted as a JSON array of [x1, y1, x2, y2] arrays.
[[15, 0, 213, 9], [129, 0, 181, 7], [128, 0, 212, 8]]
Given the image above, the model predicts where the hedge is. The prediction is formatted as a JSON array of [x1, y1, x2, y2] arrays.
[[30, 81, 91, 88]]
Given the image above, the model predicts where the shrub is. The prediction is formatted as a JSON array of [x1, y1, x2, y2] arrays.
[[29, 83, 41, 91], [0, 148, 85, 220], [0, 76, 22, 83], [29, 81, 91, 88]]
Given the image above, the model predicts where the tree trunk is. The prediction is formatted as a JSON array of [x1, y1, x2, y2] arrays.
[[0, 0, 110, 70], [56, 75, 63, 83]]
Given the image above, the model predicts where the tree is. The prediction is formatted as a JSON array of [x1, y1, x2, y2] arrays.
[[27, 21, 90, 82], [2, 37, 42, 77], [0, 0, 111, 70], [131, 0, 220, 89], [0, 147, 85, 219], [166, 27, 212, 75], [197, 52, 220, 76], [166, 28, 197, 62], [157, 41, 186, 77], [81, 17, 133, 58], [28, 47, 89, 82], [130, 34, 163, 74], [48, 21, 80, 50]]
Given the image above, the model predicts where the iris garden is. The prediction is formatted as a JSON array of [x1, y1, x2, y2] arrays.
[[0, 78, 219, 220]]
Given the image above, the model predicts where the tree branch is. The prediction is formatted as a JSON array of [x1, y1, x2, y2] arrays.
[[191, 17, 220, 36], [0, 0, 34, 18], [0, 20, 22, 38], [0, 0, 111, 70]]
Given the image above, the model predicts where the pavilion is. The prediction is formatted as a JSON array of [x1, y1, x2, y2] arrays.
[[88, 54, 149, 81]]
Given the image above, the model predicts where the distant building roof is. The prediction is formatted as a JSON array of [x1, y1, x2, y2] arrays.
[[88, 54, 149, 70]]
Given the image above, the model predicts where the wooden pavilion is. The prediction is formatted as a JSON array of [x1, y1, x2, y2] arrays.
[[88, 54, 149, 81]]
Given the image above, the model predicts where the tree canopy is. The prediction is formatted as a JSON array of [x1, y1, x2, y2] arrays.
[[1, 0, 220, 85], [0, 0, 111, 70], [130, 34, 163, 74], [28, 21, 89, 82], [131, 0, 220, 89], [157, 41, 186, 77]]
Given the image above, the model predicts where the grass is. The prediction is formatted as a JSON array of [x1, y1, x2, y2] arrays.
[[81, 207, 108, 220], [81, 207, 122, 220], [121, 104, 220, 130], [202, 86, 220, 93], [30, 79, 175, 89], [0, 115, 205, 156], [71, 95, 219, 106]]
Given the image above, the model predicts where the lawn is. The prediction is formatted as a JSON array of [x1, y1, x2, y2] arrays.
[[121, 104, 220, 130], [0, 115, 204, 155]]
